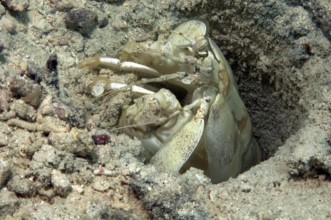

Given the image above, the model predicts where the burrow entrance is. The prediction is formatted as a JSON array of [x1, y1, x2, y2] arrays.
[[191, 2, 311, 161]]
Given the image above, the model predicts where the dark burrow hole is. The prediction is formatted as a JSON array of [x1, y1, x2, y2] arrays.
[[205, 16, 308, 164], [236, 73, 305, 160]]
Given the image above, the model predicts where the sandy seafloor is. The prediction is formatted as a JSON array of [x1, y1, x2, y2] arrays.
[[1, 0, 331, 219]]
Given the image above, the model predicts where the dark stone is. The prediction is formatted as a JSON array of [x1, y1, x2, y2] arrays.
[[64, 8, 98, 37], [98, 17, 109, 28], [46, 54, 58, 73], [0, 41, 4, 53], [45, 54, 59, 89], [92, 134, 111, 145]]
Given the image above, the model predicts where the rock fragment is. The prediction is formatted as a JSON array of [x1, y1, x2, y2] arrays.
[[0, 89, 10, 112], [0, 40, 4, 53], [92, 176, 112, 192], [51, 169, 72, 197], [48, 128, 95, 158], [31, 145, 76, 174], [0, 0, 29, 12], [0, 189, 20, 218], [7, 176, 36, 197], [92, 133, 111, 145], [10, 99, 36, 122], [0, 4, 5, 17], [0, 160, 11, 188], [1, 17, 16, 34], [64, 8, 98, 36], [0, 122, 10, 147]]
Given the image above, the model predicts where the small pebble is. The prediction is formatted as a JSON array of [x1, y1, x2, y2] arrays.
[[51, 169, 72, 197], [68, 108, 86, 128], [38, 116, 70, 133], [21, 85, 43, 108], [0, 41, 4, 53], [0, 4, 5, 17], [72, 184, 84, 194], [53, 106, 68, 120], [92, 134, 111, 145], [38, 188, 56, 200], [92, 176, 111, 192], [240, 184, 252, 193], [48, 128, 95, 157], [1, 0, 30, 12], [0, 160, 11, 188], [7, 176, 36, 197], [0, 133, 8, 146], [98, 17, 109, 28], [8, 75, 34, 98], [0, 190, 20, 216], [0, 89, 10, 112], [64, 8, 98, 36], [38, 95, 54, 116], [1, 17, 17, 34], [10, 99, 37, 122]]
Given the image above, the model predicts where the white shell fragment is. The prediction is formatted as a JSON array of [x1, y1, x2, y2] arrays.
[[90, 80, 107, 97]]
